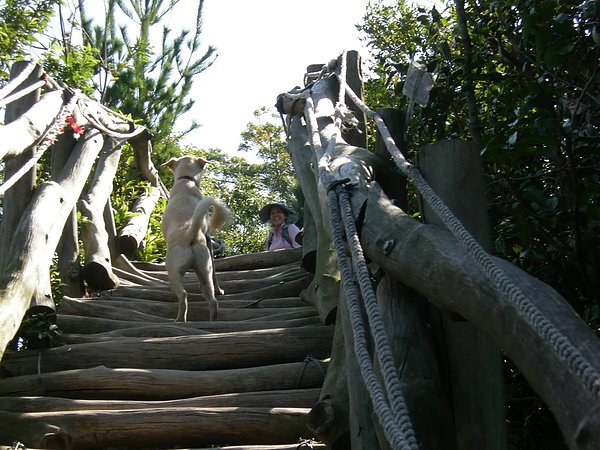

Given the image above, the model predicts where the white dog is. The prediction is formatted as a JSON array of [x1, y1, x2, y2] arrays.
[[161, 156, 230, 322]]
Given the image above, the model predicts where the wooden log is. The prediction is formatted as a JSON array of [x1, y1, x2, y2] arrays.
[[0, 388, 322, 412], [52, 130, 85, 298], [339, 50, 367, 148], [0, 62, 54, 315], [374, 275, 455, 449], [98, 295, 308, 309], [344, 175, 600, 448], [56, 314, 321, 335], [213, 248, 303, 271], [288, 115, 340, 324], [0, 360, 327, 399], [180, 445, 326, 450], [57, 296, 316, 322], [0, 126, 106, 361], [117, 185, 161, 258], [0, 89, 64, 160], [79, 138, 121, 290], [418, 139, 507, 450], [128, 128, 166, 192], [339, 276, 381, 450], [57, 297, 170, 322], [131, 261, 302, 282], [0, 326, 334, 375], [0, 407, 315, 449], [306, 305, 351, 448]]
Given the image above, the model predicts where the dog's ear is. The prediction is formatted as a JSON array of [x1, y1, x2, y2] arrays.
[[161, 157, 179, 171], [196, 156, 209, 169]]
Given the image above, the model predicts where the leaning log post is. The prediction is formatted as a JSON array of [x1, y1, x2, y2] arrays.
[[288, 115, 339, 324], [0, 126, 106, 360], [374, 275, 456, 450], [80, 138, 121, 291], [418, 139, 507, 450], [306, 305, 350, 449], [0, 62, 42, 267], [52, 130, 85, 298], [117, 185, 161, 258], [339, 279, 381, 450], [340, 50, 367, 149], [0, 62, 56, 315]]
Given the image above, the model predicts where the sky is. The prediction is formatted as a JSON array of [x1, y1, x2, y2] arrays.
[[166, 0, 373, 157]]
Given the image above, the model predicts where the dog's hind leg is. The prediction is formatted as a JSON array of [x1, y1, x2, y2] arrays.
[[166, 246, 193, 322], [192, 244, 219, 321], [207, 232, 224, 295]]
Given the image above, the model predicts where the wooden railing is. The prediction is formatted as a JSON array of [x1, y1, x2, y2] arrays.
[[0, 61, 164, 358], [278, 51, 600, 450]]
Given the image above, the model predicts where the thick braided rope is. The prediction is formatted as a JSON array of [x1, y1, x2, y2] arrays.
[[339, 77, 600, 400], [334, 53, 418, 426], [303, 86, 419, 450], [336, 185, 419, 449], [328, 185, 418, 450], [0, 90, 80, 197]]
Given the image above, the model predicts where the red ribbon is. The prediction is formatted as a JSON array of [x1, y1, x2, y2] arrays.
[[65, 116, 84, 135]]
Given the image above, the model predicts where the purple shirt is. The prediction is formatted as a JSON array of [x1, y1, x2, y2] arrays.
[[266, 223, 302, 251]]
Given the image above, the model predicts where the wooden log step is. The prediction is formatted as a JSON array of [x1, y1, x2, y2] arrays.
[[133, 248, 303, 273], [1, 326, 334, 375], [215, 249, 303, 271], [176, 444, 326, 450], [99, 295, 309, 309], [0, 360, 328, 399], [56, 315, 322, 335], [0, 406, 315, 449], [0, 388, 322, 412], [58, 297, 317, 322], [108, 271, 310, 296], [105, 274, 312, 301], [139, 262, 304, 282]]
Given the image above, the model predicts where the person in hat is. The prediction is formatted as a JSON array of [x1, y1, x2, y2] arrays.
[[260, 203, 302, 251]]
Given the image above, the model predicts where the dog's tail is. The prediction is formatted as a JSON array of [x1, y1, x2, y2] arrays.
[[187, 197, 231, 242]]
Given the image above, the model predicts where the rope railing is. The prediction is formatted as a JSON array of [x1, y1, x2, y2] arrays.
[[303, 67, 419, 449], [331, 59, 600, 402]]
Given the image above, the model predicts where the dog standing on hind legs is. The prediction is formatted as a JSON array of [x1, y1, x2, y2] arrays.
[[161, 155, 230, 322]]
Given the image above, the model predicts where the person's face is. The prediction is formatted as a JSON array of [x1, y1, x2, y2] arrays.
[[269, 206, 286, 226]]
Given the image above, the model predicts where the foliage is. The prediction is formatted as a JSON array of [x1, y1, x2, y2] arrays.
[[79, 0, 217, 158], [15, 311, 62, 350], [238, 107, 300, 209], [359, 0, 600, 446], [0, 0, 60, 79]]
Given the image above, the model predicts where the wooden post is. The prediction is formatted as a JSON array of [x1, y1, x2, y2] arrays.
[[52, 130, 85, 298], [80, 138, 122, 291], [340, 50, 367, 149], [417, 139, 507, 450], [0, 62, 42, 266], [117, 185, 161, 258]]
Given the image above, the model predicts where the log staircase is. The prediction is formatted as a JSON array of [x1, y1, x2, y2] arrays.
[[0, 248, 331, 449]]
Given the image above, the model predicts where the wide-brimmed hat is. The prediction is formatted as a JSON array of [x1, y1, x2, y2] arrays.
[[259, 203, 298, 224]]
